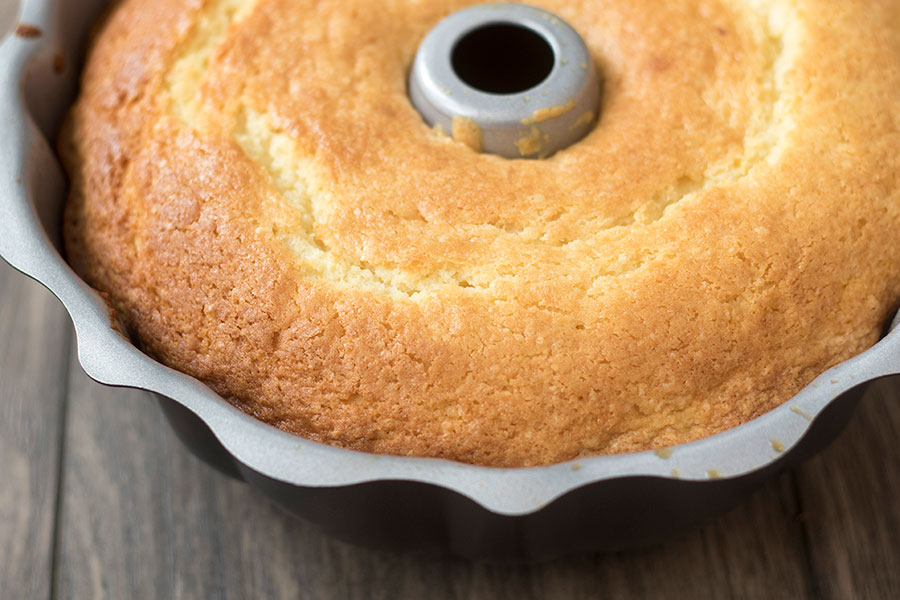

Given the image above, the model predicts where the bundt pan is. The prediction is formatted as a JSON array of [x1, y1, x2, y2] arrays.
[[2, 0, 899, 562]]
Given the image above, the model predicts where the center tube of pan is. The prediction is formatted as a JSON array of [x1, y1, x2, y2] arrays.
[[408, 2, 601, 159]]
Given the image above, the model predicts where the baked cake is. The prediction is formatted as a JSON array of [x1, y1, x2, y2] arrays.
[[62, 0, 900, 466]]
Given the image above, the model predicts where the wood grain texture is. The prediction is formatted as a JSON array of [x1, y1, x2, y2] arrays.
[[52, 360, 175, 600], [0, 261, 72, 600], [795, 380, 900, 600]]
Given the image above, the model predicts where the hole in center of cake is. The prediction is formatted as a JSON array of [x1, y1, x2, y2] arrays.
[[451, 23, 555, 94]]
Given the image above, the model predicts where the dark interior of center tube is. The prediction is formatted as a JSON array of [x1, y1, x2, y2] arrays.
[[451, 23, 555, 94]]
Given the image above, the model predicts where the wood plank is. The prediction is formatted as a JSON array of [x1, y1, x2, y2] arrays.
[[52, 365, 175, 599], [54, 357, 817, 599], [794, 379, 900, 600], [0, 261, 72, 599]]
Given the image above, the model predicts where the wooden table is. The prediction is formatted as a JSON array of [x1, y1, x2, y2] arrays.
[[1, 258, 898, 599]]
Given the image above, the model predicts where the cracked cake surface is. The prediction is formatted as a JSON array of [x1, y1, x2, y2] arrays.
[[63, 0, 900, 466]]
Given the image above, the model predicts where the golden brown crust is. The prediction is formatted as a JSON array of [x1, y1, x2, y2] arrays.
[[63, 0, 900, 466]]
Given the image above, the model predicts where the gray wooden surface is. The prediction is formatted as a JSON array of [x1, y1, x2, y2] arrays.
[[1, 258, 899, 599]]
